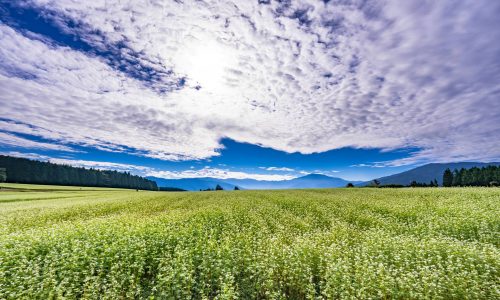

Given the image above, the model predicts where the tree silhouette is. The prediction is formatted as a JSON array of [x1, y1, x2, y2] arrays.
[[0, 155, 157, 190], [0, 168, 6, 182], [443, 168, 453, 187]]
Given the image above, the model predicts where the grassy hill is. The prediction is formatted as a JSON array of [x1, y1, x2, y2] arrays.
[[0, 183, 498, 299]]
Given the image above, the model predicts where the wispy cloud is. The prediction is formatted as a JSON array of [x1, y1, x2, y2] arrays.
[[351, 163, 388, 168], [48, 159, 153, 172], [0, 132, 77, 152], [0, 151, 51, 161], [259, 166, 295, 172], [0, 151, 151, 172], [147, 167, 295, 181], [0, 0, 498, 163], [309, 170, 341, 176]]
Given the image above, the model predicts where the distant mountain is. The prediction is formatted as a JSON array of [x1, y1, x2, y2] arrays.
[[360, 162, 500, 186], [224, 174, 360, 190], [146, 177, 239, 191], [287, 173, 362, 188], [149, 173, 362, 191]]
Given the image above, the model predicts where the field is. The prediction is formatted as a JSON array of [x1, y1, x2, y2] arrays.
[[0, 184, 498, 299]]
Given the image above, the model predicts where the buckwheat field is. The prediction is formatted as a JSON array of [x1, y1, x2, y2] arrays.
[[0, 184, 498, 299]]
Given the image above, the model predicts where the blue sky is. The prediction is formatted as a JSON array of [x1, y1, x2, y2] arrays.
[[1, 0, 499, 181]]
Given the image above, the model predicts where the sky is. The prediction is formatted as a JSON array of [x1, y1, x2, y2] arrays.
[[0, 0, 499, 181]]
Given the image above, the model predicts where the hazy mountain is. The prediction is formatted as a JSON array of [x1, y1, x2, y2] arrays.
[[146, 177, 239, 191], [361, 162, 500, 186], [224, 174, 360, 190], [149, 174, 362, 191], [286, 173, 362, 188]]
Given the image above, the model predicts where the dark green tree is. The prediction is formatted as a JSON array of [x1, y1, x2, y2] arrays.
[[0, 168, 6, 182], [443, 168, 453, 187], [452, 170, 461, 186], [215, 184, 224, 191], [234, 186, 240, 190], [0, 155, 157, 190], [346, 183, 354, 188]]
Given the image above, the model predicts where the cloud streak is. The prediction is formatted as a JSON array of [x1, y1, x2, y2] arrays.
[[260, 166, 295, 172], [0, 150, 152, 172], [147, 167, 295, 181], [1, 0, 499, 164], [0, 132, 76, 152]]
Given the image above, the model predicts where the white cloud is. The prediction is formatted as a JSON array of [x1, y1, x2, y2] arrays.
[[147, 167, 295, 181], [0, 151, 52, 161], [310, 170, 341, 176], [0, 150, 151, 172], [0, 0, 499, 163], [259, 166, 295, 172], [47, 159, 153, 172], [0, 132, 77, 152], [351, 163, 388, 168]]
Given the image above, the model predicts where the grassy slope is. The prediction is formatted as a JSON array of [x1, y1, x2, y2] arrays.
[[0, 184, 499, 299], [0, 182, 131, 191]]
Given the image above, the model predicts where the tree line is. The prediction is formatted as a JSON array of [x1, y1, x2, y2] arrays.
[[199, 185, 240, 191], [358, 179, 439, 188], [0, 155, 157, 190], [443, 165, 500, 187]]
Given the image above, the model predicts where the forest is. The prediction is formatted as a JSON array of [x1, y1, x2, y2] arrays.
[[443, 166, 500, 187], [0, 155, 157, 190]]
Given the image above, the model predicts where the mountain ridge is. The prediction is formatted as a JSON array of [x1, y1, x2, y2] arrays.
[[359, 162, 500, 186], [149, 162, 500, 191], [149, 173, 361, 191]]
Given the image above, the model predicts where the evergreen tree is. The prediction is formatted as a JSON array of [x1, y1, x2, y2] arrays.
[[446, 166, 499, 187], [443, 168, 453, 187], [215, 184, 224, 191], [234, 186, 240, 190], [0, 168, 6, 182], [452, 170, 461, 186], [0, 155, 157, 190]]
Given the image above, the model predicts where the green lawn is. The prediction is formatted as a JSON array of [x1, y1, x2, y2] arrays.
[[0, 184, 498, 299]]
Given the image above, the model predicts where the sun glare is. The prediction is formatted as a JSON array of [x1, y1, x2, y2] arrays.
[[175, 39, 237, 91]]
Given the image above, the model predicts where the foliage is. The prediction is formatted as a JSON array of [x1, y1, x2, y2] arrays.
[[443, 168, 453, 187], [345, 183, 354, 188], [409, 179, 438, 187], [379, 184, 405, 188], [0, 155, 157, 190], [215, 184, 224, 191], [0, 168, 6, 183], [445, 165, 500, 187], [0, 184, 498, 299]]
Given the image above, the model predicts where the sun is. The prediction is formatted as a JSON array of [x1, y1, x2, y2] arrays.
[[175, 38, 237, 91]]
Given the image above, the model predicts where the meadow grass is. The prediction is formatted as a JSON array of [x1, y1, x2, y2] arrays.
[[0, 184, 498, 299]]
